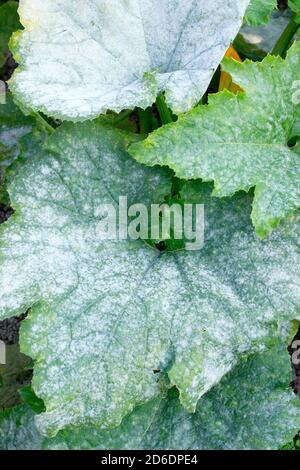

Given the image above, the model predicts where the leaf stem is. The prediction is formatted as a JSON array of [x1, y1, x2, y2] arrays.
[[272, 16, 300, 58], [113, 108, 133, 125], [34, 112, 55, 135], [138, 108, 154, 134], [156, 94, 174, 125]]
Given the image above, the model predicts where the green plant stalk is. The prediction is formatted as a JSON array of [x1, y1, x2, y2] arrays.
[[34, 112, 55, 135], [113, 108, 133, 125], [156, 94, 174, 124], [272, 17, 300, 58], [138, 107, 154, 134]]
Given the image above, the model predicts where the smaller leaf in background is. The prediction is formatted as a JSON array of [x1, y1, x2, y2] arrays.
[[0, 404, 42, 450], [245, 0, 277, 26], [0, 1, 20, 71], [0, 94, 35, 169], [19, 386, 46, 414], [219, 46, 243, 93]]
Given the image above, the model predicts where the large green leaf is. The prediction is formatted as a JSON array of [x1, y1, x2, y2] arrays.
[[129, 42, 300, 238], [44, 344, 300, 450], [245, 0, 277, 26], [1, 122, 300, 436], [0, 404, 42, 450], [0, 1, 20, 69], [9, 0, 250, 120], [2, 345, 298, 450]]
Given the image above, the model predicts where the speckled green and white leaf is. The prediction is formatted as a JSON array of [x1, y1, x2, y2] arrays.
[[0, 405, 42, 450], [245, 0, 277, 25], [44, 344, 300, 450], [9, 0, 250, 120], [1, 122, 300, 436], [0, 1, 21, 69], [0, 94, 35, 169], [130, 42, 300, 238]]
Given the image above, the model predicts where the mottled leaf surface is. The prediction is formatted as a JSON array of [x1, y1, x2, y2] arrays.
[[1, 123, 300, 436], [130, 42, 300, 237], [0, 404, 42, 450], [45, 344, 300, 450], [10, 0, 250, 119]]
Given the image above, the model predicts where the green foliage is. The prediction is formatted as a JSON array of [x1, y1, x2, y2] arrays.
[[9, 0, 249, 118], [129, 42, 300, 238], [245, 0, 277, 25], [0, 1, 20, 70], [0, 0, 299, 452]]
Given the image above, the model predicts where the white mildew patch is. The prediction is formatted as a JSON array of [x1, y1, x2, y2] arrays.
[[45, 344, 300, 450], [0, 121, 300, 436], [10, 0, 250, 120]]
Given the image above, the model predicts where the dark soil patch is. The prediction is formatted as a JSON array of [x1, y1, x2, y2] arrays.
[[0, 53, 18, 83], [289, 327, 300, 397], [0, 312, 27, 345], [0, 203, 13, 224], [278, 1, 288, 11]]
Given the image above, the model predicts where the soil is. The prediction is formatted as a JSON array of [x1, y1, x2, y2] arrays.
[[0, 313, 27, 345], [0, 204, 13, 225], [278, 1, 288, 11], [1, 54, 17, 83], [289, 328, 300, 397]]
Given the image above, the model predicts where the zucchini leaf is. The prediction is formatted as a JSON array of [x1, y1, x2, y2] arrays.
[[0, 404, 42, 450], [9, 0, 250, 119], [245, 0, 277, 25], [129, 42, 300, 238], [44, 343, 300, 450], [0, 123, 300, 436], [2, 343, 298, 450]]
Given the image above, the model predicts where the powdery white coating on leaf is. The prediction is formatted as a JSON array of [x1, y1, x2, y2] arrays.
[[44, 344, 300, 450], [9, 0, 250, 120], [1, 122, 300, 436], [129, 42, 300, 238], [0, 405, 42, 450]]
